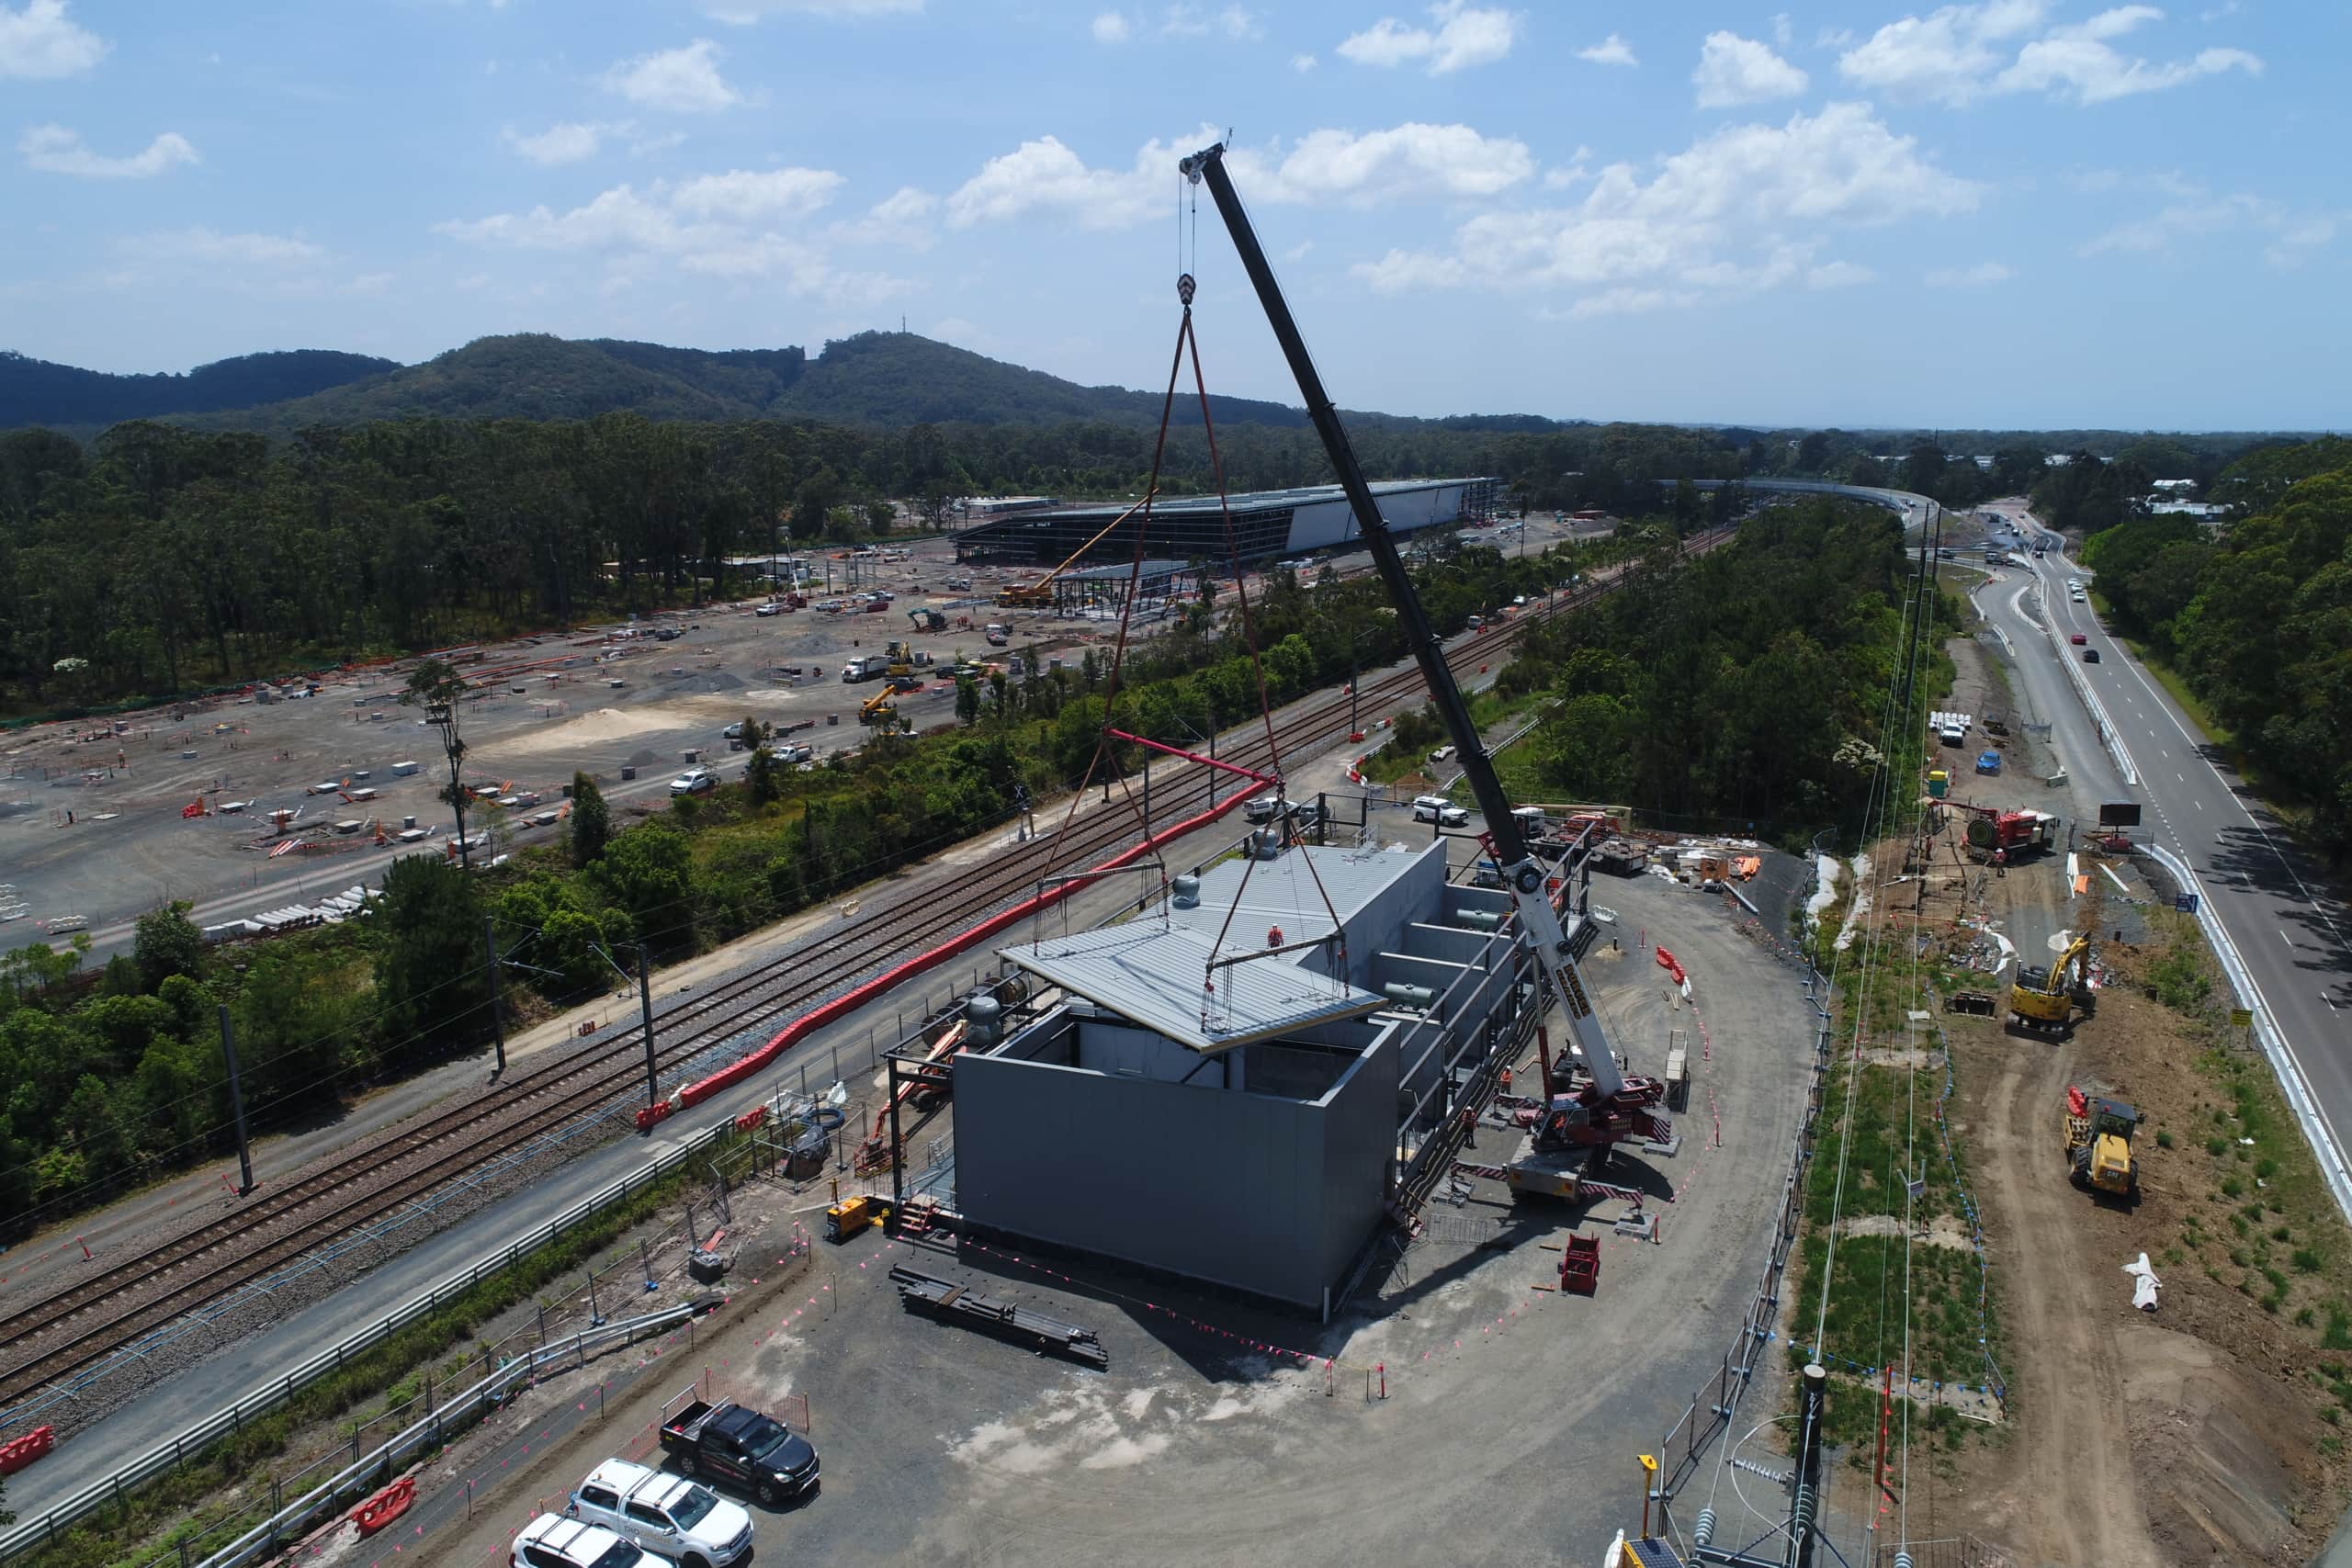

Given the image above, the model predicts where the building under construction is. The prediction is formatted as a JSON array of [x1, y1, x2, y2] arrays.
[[886, 836, 1595, 1314], [950, 478, 1501, 568]]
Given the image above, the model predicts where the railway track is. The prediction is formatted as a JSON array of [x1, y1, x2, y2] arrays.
[[0, 530, 1730, 1419]]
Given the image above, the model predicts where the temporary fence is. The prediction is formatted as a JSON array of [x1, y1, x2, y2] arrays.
[[0, 1113, 745, 1563]]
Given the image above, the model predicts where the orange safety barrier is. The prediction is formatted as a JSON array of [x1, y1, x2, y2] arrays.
[[1654, 945, 1688, 987], [734, 1105, 770, 1133], [647, 784, 1264, 1125], [352, 1475, 415, 1535], [0, 1425, 54, 1474]]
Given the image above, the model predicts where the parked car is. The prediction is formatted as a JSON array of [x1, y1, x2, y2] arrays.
[[568, 1459, 753, 1568], [512, 1514, 647, 1568], [2070, 633, 2087, 646], [1412, 795, 1469, 828], [722, 721, 745, 739], [654, 627, 682, 642], [754, 603, 780, 617], [1245, 793, 1283, 823], [659, 1398, 820, 1506], [670, 768, 716, 795], [2083, 649, 2101, 663], [1465, 615, 1485, 631]]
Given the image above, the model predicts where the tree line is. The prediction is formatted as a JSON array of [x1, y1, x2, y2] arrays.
[[2083, 437, 2352, 860]]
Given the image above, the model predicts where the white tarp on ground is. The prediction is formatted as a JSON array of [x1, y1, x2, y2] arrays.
[[2123, 1252, 2162, 1311], [1833, 852, 1872, 952]]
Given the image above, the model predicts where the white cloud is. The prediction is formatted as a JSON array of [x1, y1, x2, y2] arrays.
[[1354, 102, 1982, 315], [440, 167, 909, 303], [2082, 193, 2340, 267], [944, 124, 1535, 232], [601, 39, 741, 113], [1924, 259, 2016, 285], [672, 166, 842, 220], [830, 185, 937, 249], [505, 121, 606, 166], [1837, 0, 2049, 106], [1816, 25, 1857, 48], [1841, 1, 2257, 107], [2198, 0, 2237, 17], [1159, 4, 1261, 39], [696, 0, 920, 18], [1773, 12, 1793, 49], [18, 124, 198, 178], [1292, 51, 1317, 71], [1693, 32, 1809, 106], [133, 228, 325, 267], [1808, 259, 1876, 288], [1338, 1, 1519, 75], [1996, 6, 2259, 103], [0, 0, 104, 79], [1577, 32, 1638, 66], [1091, 11, 1129, 42]]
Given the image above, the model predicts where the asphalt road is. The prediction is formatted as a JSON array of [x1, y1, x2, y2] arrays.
[[1978, 504, 2352, 1194]]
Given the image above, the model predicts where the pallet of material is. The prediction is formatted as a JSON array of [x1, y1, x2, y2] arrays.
[[888, 1265, 1109, 1370]]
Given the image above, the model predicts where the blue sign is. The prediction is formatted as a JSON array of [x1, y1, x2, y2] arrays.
[[2175, 894, 2200, 914]]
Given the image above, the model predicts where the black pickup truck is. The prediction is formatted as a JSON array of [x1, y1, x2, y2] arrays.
[[659, 1399, 820, 1506]]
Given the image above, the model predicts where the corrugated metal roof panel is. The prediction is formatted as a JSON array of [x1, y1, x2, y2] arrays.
[[1000, 921, 1386, 1053]]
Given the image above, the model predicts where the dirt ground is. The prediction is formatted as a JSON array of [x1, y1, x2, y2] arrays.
[[1828, 626, 2352, 1567]]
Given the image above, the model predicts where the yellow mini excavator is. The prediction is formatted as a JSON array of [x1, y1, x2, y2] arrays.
[[2008, 933, 2092, 1036]]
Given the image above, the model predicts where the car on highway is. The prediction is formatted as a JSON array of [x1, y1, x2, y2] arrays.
[[1412, 795, 1470, 828], [568, 1459, 753, 1568], [2083, 649, 2101, 663], [669, 768, 716, 795], [2070, 633, 2088, 646], [512, 1513, 647, 1568]]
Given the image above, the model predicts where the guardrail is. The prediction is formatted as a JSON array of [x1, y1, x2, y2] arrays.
[[2028, 576, 2139, 786], [2143, 843, 2352, 1224], [0, 1115, 738, 1563], [188, 1298, 714, 1568]]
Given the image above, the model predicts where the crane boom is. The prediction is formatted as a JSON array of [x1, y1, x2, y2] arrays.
[[1180, 141, 1630, 1102]]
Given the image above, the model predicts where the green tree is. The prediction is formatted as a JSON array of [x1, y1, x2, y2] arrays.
[[955, 674, 981, 727], [133, 899, 206, 992], [570, 771, 611, 866], [371, 855, 489, 1054], [59, 1074, 131, 1195], [593, 821, 695, 947]]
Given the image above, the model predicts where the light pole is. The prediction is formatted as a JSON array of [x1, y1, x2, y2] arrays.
[[428, 698, 471, 871]]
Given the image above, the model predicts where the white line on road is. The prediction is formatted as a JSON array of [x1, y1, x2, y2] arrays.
[[2282, 929, 2295, 946]]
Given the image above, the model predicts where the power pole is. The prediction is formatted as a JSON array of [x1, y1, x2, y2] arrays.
[[482, 917, 507, 1077], [636, 944, 660, 1111], [216, 1004, 254, 1195]]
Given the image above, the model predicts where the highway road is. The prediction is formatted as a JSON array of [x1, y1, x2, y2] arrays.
[[1977, 503, 2352, 1209]]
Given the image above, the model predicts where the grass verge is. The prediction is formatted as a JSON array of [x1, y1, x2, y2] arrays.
[[17, 1130, 750, 1568]]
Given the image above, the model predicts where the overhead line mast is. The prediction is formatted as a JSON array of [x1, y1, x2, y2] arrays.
[[1179, 141, 1651, 1115]]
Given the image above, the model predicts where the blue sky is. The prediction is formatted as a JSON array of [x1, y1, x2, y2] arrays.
[[3, 0, 2343, 429]]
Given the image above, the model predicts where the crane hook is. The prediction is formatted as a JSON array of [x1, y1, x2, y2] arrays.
[[1177, 272, 1196, 306]]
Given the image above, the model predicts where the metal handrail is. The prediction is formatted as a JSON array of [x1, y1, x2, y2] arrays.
[[0, 1117, 735, 1562]]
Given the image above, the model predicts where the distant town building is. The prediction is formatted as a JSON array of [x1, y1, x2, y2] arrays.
[[2151, 478, 2197, 492], [960, 495, 1057, 518], [1972, 455, 1995, 469], [2045, 454, 2075, 467]]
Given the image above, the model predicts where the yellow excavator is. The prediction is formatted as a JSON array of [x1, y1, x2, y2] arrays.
[[882, 639, 916, 678], [2008, 933, 2093, 1036], [997, 490, 1157, 607], [2064, 1087, 2142, 1199]]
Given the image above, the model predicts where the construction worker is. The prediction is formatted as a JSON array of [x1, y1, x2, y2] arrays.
[[1994, 847, 2007, 878]]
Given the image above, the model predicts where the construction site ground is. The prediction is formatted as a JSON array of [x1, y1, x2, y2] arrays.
[[301, 857, 1819, 1568], [1797, 626, 2352, 1568], [0, 513, 1602, 964]]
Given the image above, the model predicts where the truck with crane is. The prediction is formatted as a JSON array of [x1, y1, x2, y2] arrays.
[[1948, 800, 2061, 859], [1180, 141, 1671, 1180]]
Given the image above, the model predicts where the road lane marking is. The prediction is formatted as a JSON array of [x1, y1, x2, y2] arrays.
[[2282, 929, 2294, 946]]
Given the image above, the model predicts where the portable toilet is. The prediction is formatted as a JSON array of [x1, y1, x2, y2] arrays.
[[1927, 769, 1950, 798]]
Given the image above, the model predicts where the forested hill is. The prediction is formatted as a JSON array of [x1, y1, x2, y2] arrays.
[[0, 348, 397, 428], [11, 331, 1575, 436]]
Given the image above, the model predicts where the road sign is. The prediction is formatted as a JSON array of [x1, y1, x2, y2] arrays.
[[2175, 894, 2200, 914], [2098, 801, 2143, 828], [2231, 1008, 2254, 1029]]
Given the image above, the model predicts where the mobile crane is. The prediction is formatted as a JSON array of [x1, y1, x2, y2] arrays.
[[996, 490, 1159, 607], [1180, 141, 1668, 1164]]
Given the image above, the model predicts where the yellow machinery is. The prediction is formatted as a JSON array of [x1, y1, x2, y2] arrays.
[[858, 688, 898, 726], [2064, 1089, 2141, 1198], [824, 1193, 894, 1242], [997, 490, 1157, 607], [2007, 933, 2092, 1035], [882, 639, 916, 677]]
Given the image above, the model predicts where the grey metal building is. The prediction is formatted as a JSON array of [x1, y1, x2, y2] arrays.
[[949, 478, 1502, 568], [946, 840, 1562, 1314]]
